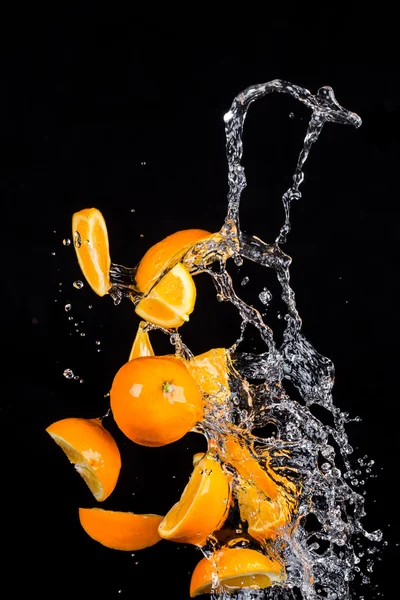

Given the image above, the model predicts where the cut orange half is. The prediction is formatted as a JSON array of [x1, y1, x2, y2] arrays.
[[129, 321, 155, 361], [78, 508, 163, 551], [135, 228, 212, 295], [72, 208, 111, 296], [158, 453, 230, 546], [135, 262, 196, 328], [189, 547, 286, 597], [46, 417, 121, 501]]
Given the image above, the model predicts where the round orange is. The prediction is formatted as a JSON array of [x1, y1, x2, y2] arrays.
[[78, 508, 163, 551], [46, 417, 121, 501], [110, 356, 204, 446]]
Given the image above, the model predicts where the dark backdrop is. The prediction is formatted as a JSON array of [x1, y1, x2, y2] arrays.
[[3, 8, 399, 599]]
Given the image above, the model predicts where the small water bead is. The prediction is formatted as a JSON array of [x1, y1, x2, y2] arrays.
[[95, 340, 101, 345], [80, 332, 85, 337], [68, 316, 73, 321], [240, 277, 249, 286], [73, 280, 84, 289], [51, 252, 56, 256], [73, 231, 82, 248], [62, 238, 71, 246], [130, 209, 136, 213], [88, 305, 93, 309], [64, 303, 72, 312], [259, 288, 272, 305], [63, 369, 74, 379]]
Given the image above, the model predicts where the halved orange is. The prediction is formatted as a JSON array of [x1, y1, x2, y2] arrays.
[[46, 417, 121, 501], [189, 547, 286, 597], [128, 321, 155, 361], [78, 508, 163, 551], [135, 262, 196, 328], [72, 208, 111, 296], [158, 453, 230, 546], [135, 229, 211, 295], [110, 355, 204, 447]]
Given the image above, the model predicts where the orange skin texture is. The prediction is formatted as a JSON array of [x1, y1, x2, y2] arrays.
[[110, 356, 204, 446], [78, 508, 163, 551]]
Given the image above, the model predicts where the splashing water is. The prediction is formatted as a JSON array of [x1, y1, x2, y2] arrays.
[[106, 79, 382, 599]]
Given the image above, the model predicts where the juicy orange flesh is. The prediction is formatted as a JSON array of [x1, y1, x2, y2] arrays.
[[237, 481, 286, 541], [136, 297, 179, 322], [187, 348, 229, 399], [129, 322, 155, 360], [161, 467, 203, 527], [154, 269, 185, 305], [79, 508, 163, 551]]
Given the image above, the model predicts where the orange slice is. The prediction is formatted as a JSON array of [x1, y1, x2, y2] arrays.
[[135, 263, 196, 328], [135, 229, 211, 295], [186, 348, 230, 402], [46, 417, 121, 501], [72, 208, 111, 296], [224, 436, 279, 501], [129, 321, 155, 361], [189, 547, 286, 597], [236, 479, 289, 541], [158, 453, 230, 546], [110, 355, 204, 447], [78, 508, 163, 551]]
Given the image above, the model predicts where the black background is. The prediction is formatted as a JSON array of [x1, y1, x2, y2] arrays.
[[3, 7, 399, 599]]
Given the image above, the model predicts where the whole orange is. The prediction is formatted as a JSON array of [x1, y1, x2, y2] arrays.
[[110, 356, 204, 446]]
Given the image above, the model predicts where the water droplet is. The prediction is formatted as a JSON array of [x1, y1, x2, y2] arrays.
[[73, 231, 82, 248], [73, 280, 84, 289], [51, 252, 56, 256], [88, 305, 93, 309], [79, 379, 84, 383], [80, 332, 85, 337], [139, 234, 144, 238], [131, 209, 135, 213], [63, 369, 74, 379], [289, 112, 295, 119], [259, 288, 272, 305], [63, 238, 71, 246], [240, 277, 249, 286], [141, 161, 146, 166], [95, 340, 101, 345], [64, 303, 72, 312], [68, 316, 73, 321]]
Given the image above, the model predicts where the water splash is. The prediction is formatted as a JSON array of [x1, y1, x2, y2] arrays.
[[107, 79, 380, 599]]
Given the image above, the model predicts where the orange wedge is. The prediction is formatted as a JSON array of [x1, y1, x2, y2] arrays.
[[186, 348, 230, 402], [78, 508, 163, 551], [135, 229, 211, 295], [236, 479, 289, 542], [224, 436, 279, 501], [189, 547, 286, 597], [72, 208, 111, 296], [128, 321, 155, 361], [110, 355, 204, 447], [46, 417, 121, 501], [135, 262, 196, 328], [158, 453, 230, 546]]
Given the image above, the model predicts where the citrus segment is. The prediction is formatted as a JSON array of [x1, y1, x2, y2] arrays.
[[135, 229, 211, 295], [187, 348, 230, 401], [135, 263, 196, 328], [129, 321, 155, 361], [189, 547, 286, 597], [72, 208, 111, 296], [158, 453, 230, 546], [110, 356, 204, 446], [78, 508, 163, 551], [46, 417, 121, 501]]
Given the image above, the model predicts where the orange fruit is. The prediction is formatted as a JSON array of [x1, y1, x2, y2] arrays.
[[46, 417, 121, 501], [135, 262, 196, 328], [128, 321, 155, 361], [236, 479, 289, 542], [72, 208, 111, 296], [158, 453, 230, 546], [110, 356, 204, 446], [224, 436, 279, 501], [189, 547, 286, 597], [135, 229, 211, 295], [78, 508, 163, 551], [186, 348, 230, 402]]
